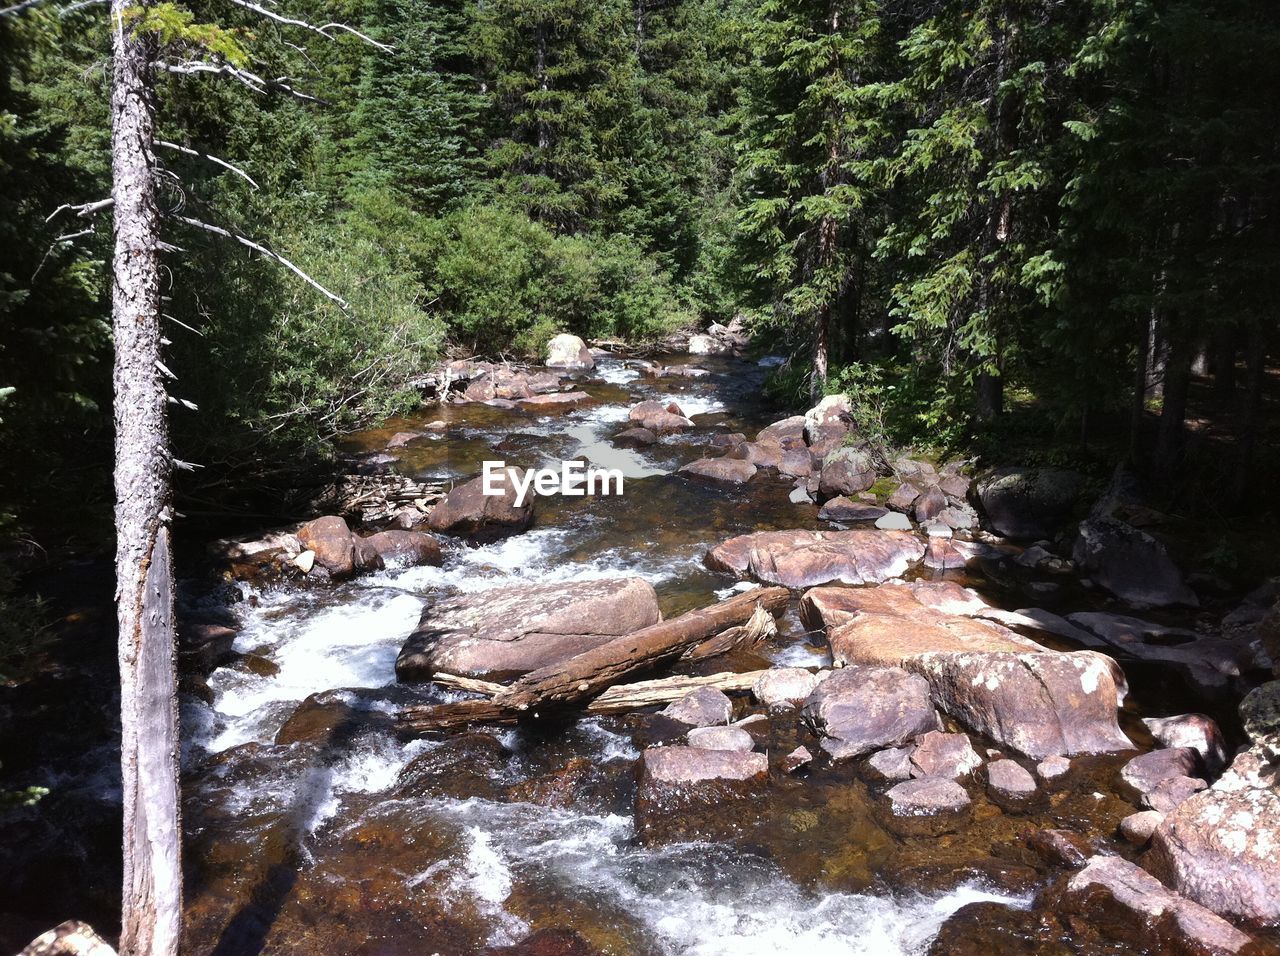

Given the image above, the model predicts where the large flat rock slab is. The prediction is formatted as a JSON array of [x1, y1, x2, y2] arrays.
[[800, 582, 1130, 759], [705, 529, 924, 588], [396, 577, 660, 682]]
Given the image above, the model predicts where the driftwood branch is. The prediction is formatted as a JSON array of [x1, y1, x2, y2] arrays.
[[156, 140, 258, 188], [682, 601, 777, 661], [171, 214, 348, 309], [397, 587, 790, 732], [225, 0, 394, 53]]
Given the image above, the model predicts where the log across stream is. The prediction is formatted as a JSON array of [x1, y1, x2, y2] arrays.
[[170, 354, 1238, 954]]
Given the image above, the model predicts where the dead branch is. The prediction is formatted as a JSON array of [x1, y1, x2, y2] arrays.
[[397, 587, 790, 732], [225, 0, 393, 53], [46, 197, 113, 223], [156, 140, 258, 189], [682, 601, 777, 661], [158, 61, 323, 104], [171, 214, 347, 309]]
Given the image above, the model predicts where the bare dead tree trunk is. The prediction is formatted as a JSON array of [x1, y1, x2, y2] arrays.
[[110, 3, 182, 954]]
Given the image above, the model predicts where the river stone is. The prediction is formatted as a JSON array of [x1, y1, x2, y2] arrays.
[[752, 667, 823, 708], [864, 746, 915, 782], [636, 746, 768, 829], [614, 426, 657, 446], [782, 746, 813, 773], [818, 448, 877, 498], [1066, 610, 1239, 694], [1037, 755, 1072, 785], [909, 731, 982, 780], [519, 390, 593, 410], [801, 665, 939, 760], [426, 466, 535, 542], [686, 725, 755, 752], [1142, 714, 1229, 776], [974, 466, 1086, 539], [396, 577, 660, 682], [818, 497, 887, 522], [1119, 809, 1165, 845], [297, 515, 356, 579], [937, 503, 978, 530], [1073, 518, 1198, 608], [875, 512, 912, 531], [361, 530, 442, 568], [628, 400, 694, 435], [1144, 775, 1208, 814], [662, 687, 733, 727], [1061, 855, 1256, 954], [882, 777, 971, 835], [756, 415, 805, 446], [938, 473, 970, 499], [802, 394, 854, 457], [986, 759, 1037, 809], [886, 483, 921, 513], [640, 745, 766, 786], [679, 457, 756, 485], [705, 529, 924, 588], [1147, 747, 1280, 929], [1121, 748, 1202, 797], [914, 486, 947, 523], [545, 332, 594, 368]]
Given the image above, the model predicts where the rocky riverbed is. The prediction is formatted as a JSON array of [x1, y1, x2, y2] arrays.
[[4, 344, 1278, 955]]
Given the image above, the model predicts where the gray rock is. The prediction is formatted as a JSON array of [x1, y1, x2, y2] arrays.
[[1119, 809, 1165, 845], [1073, 518, 1198, 608], [974, 466, 1086, 540], [986, 759, 1037, 809], [909, 730, 982, 780], [801, 665, 939, 760], [875, 511, 913, 531], [752, 668, 823, 709], [687, 725, 755, 752], [545, 333, 594, 369], [663, 687, 733, 727], [818, 448, 877, 498], [864, 746, 915, 782], [1143, 714, 1229, 776]]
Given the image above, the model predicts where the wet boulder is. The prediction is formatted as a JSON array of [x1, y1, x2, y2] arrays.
[[1147, 747, 1280, 928], [802, 394, 854, 458], [519, 390, 594, 410], [1119, 810, 1164, 845], [886, 483, 921, 513], [1061, 855, 1256, 954], [1119, 748, 1205, 812], [801, 665, 940, 760], [545, 332, 594, 369], [628, 400, 694, 435], [817, 448, 877, 499], [360, 530, 442, 568], [426, 466, 535, 542], [297, 515, 357, 579], [394, 732, 511, 801], [863, 745, 915, 783], [678, 456, 757, 486], [705, 528, 925, 588], [1067, 611, 1241, 694], [614, 426, 657, 446], [1073, 518, 1197, 608], [396, 577, 660, 682], [635, 745, 768, 836], [687, 725, 754, 752], [662, 687, 733, 727], [973, 466, 1086, 540]]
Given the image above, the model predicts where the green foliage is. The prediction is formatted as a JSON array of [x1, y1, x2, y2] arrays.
[[123, 2, 251, 66]]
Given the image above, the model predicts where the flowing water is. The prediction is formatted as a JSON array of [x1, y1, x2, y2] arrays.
[[177, 355, 1088, 955]]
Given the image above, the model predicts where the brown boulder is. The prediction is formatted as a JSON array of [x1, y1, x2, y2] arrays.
[[678, 457, 757, 485], [426, 466, 535, 541], [519, 390, 594, 410], [297, 515, 356, 579], [614, 427, 657, 446], [817, 448, 877, 498], [396, 577, 660, 682], [361, 530, 443, 568], [817, 497, 888, 522], [986, 759, 1038, 809], [886, 483, 921, 513], [882, 776, 971, 836], [662, 687, 733, 727], [705, 529, 924, 588], [802, 394, 854, 458], [629, 400, 693, 434], [1142, 714, 1229, 776], [801, 665, 939, 760], [909, 730, 982, 780]]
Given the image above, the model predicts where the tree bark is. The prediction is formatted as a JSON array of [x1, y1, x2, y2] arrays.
[[1153, 317, 1192, 481], [110, 4, 182, 955]]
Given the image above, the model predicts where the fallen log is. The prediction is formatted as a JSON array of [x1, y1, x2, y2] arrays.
[[681, 602, 777, 661], [398, 586, 789, 732]]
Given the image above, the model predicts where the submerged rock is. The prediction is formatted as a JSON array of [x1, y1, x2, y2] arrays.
[[882, 777, 971, 836], [396, 577, 660, 682], [801, 665, 939, 760], [686, 725, 754, 752], [705, 528, 924, 588], [427, 466, 535, 541], [909, 731, 982, 780], [986, 759, 1037, 809], [629, 400, 694, 434], [1061, 855, 1256, 954]]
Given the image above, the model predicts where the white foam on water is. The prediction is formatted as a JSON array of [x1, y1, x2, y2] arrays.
[[597, 362, 641, 385], [414, 799, 1030, 956], [563, 422, 668, 479], [657, 393, 726, 417]]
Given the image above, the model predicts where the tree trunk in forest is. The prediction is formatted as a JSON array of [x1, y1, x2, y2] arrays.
[[1230, 326, 1267, 503], [1153, 319, 1192, 481], [110, 4, 182, 955], [975, 369, 1003, 422], [812, 302, 830, 401], [1128, 311, 1151, 462], [1212, 323, 1238, 406]]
